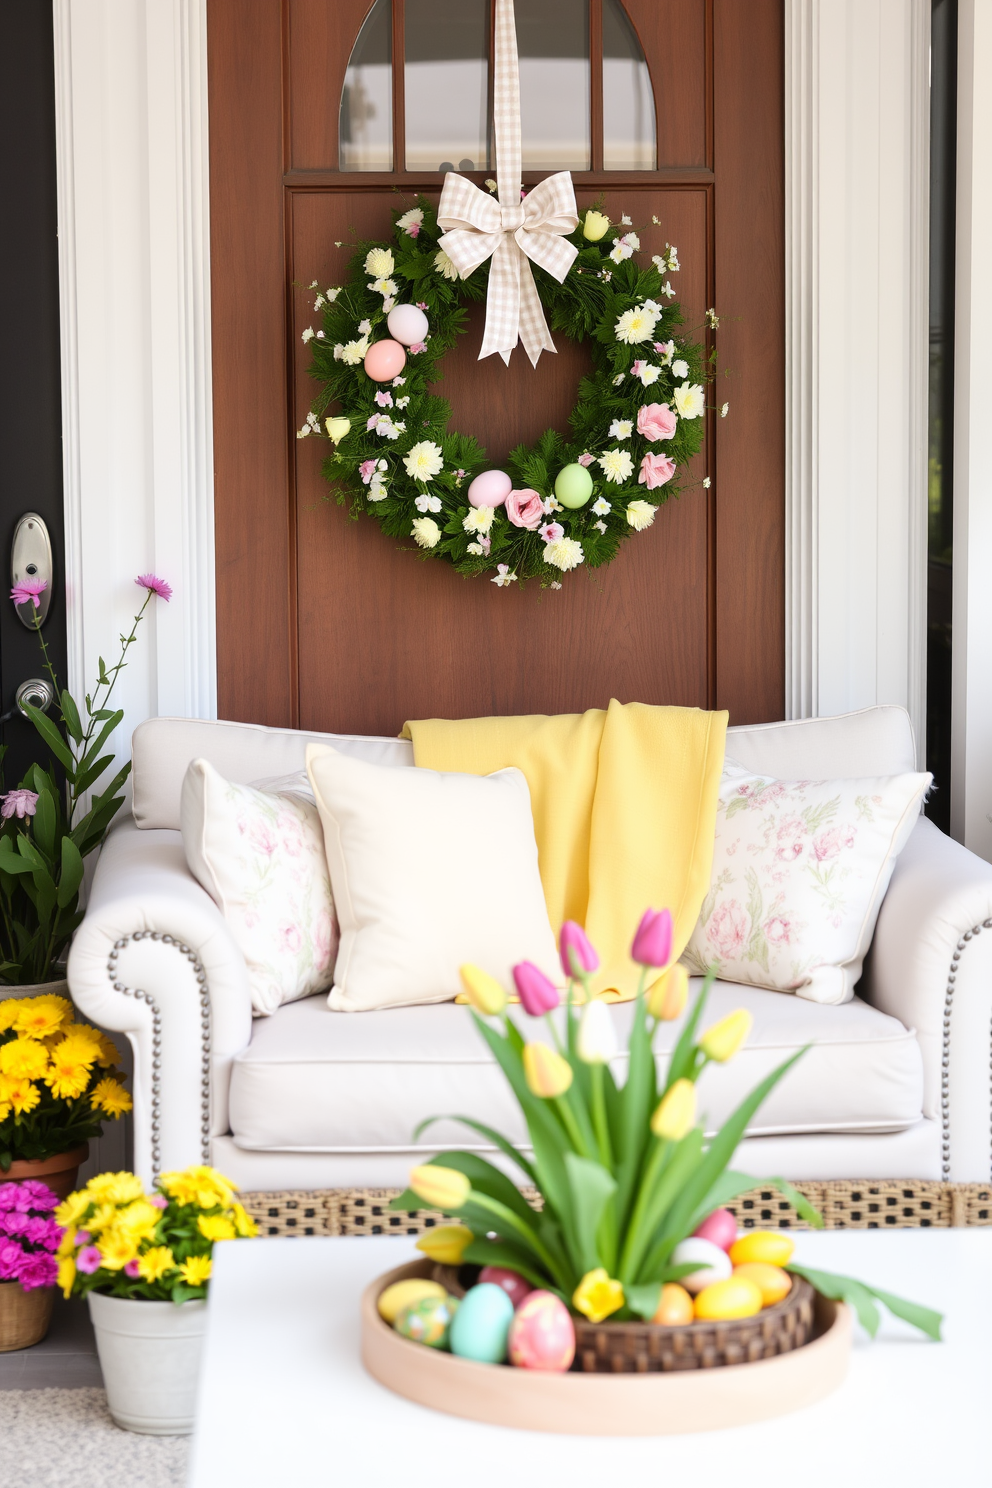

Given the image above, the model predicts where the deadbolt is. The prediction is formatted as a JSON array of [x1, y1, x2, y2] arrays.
[[11, 513, 53, 628]]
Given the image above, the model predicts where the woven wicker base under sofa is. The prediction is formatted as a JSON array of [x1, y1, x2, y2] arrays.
[[238, 1180, 992, 1239]]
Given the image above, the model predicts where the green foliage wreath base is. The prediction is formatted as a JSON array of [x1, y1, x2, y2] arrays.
[[303, 197, 711, 587]]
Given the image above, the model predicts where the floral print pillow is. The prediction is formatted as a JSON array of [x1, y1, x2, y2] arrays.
[[683, 761, 930, 1004], [181, 760, 339, 1016]]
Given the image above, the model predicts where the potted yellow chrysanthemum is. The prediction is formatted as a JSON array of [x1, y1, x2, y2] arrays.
[[57, 1165, 257, 1434]]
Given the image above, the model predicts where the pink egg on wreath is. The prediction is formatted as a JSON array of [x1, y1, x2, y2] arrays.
[[508, 1290, 575, 1372], [467, 469, 512, 508], [364, 339, 407, 382]]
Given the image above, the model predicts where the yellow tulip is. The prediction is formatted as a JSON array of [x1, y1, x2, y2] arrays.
[[458, 964, 507, 1016], [699, 1009, 753, 1063], [646, 964, 689, 1021], [408, 1164, 471, 1212], [325, 416, 351, 444], [522, 1042, 573, 1099], [572, 1268, 624, 1323], [582, 210, 611, 242], [650, 1078, 697, 1141], [415, 1224, 475, 1265]]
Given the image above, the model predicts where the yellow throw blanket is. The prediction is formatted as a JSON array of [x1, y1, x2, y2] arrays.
[[400, 700, 727, 999]]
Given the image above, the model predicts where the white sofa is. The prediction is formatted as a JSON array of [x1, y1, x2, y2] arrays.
[[67, 707, 992, 1191]]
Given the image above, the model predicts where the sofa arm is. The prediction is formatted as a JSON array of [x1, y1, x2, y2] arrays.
[[67, 818, 254, 1184], [865, 815, 992, 1181]]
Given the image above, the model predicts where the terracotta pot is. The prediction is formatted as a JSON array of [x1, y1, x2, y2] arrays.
[[0, 1144, 89, 1202], [0, 1281, 55, 1352]]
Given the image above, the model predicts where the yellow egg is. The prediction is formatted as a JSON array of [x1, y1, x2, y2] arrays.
[[652, 1283, 694, 1326], [732, 1262, 792, 1306], [376, 1278, 445, 1324], [728, 1230, 795, 1268], [693, 1276, 764, 1321]]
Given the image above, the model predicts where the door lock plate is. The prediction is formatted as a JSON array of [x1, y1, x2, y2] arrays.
[[11, 513, 53, 628]]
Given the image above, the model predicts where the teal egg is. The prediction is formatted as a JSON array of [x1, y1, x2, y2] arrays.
[[554, 463, 594, 509], [449, 1282, 515, 1364], [394, 1293, 459, 1349]]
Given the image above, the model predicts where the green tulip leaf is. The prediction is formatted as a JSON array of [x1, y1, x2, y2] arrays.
[[788, 1263, 943, 1341], [564, 1152, 617, 1273]]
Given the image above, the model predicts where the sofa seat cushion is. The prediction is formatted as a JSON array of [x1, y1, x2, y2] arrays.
[[227, 980, 924, 1154]]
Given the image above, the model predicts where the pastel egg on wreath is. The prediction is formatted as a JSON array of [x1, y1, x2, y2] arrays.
[[479, 1265, 534, 1310], [394, 1293, 459, 1348], [554, 463, 594, 509], [363, 338, 407, 382], [507, 1290, 575, 1372], [448, 1282, 515, 1364], [468, 469, 512, 508], [670, 1236, 733, 1294], [387, 303, 429, 346]]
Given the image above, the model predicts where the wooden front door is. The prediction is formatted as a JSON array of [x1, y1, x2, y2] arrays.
[[208, 0, 783, 735]]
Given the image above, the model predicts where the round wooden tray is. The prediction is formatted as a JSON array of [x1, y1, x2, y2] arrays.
[[360, 1258, 851, 1436]]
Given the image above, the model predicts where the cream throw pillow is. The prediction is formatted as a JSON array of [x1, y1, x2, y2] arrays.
[[305, 743, 561, 1012], [180, 759, 339, 1016], [683, 762, 931, 1004]]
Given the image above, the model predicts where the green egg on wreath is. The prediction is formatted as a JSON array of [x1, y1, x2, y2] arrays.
[[298, 197, 717, 590]]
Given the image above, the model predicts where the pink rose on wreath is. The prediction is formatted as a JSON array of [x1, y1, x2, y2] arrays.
[[540, 522, 564, 543], [408, 341, 427, 355], [812, 826, 855, 862], [359, 459, 377, 485], [577, 452, 595, 467], [637, 402, 678, 441], [639, 453, 676, 491], [505, 488, 545, 530], [708, 900, 749, 958]]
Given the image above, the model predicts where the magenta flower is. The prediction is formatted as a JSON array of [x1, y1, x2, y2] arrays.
[[416, 301, 428, 310], [0, 1239, 25, 1280], [577, 452, 595, 467], [512, 961, 560, 1016], [124, 1259, 141, 1278], [631, 907, 674, 968], [10, 578, 48, 609], [408, 340, 427, 355], [539, 522, 564, 543], [1, 789, 39, 820], [135, 573, 173, 602], [0, 1212, 29, 1236], [559, 921, 600, 978], [17, 1252, 58, 1290], [20, 1180, 58, 1208], [76, 1246, 103, 1275], [75, 1229, 92, 1246], [149, 1194, 168, 1209]]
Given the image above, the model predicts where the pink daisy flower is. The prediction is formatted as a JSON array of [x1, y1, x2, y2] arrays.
[[11, 578, 48, 609], [136, 574, 173, 602]]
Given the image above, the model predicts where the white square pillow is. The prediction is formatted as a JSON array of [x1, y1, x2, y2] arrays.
[[682, 762, 931, 1004], [305, 743, 561, 1012], [180, 759, 339, 1016]]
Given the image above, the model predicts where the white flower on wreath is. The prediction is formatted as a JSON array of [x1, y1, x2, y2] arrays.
[[415, 494, 442, 514], [392, 376, 406, 387], [369, 278, 399, 299], [655, 340, 675, 365], [620, 213, 632, 226], [609, 238, 633, 265], [340, 338, 370, 366], [721, 402, 730, 418], [599, 448, 634, 484], [608, 419, 633, 440], [544, 537, 585, 572], [466, 541, 486, 556], [492, 564, 517, 588], [631, 361, 661, 387], [672, 359, 689, 379], [395, 396, 410, 409], [296, 411, 321, 440], [594, 520, 608, 533], [358, 319, 372, 336], [614, 306, 658, 344], [368, 476, 388, 502], [674, 382, 706, 420], [404, 440, 444, 480], [549, 581, 563, 590], [706, 308, 720, 329], [374, 390, 393, 407], [434, 250, 459, 281], [612, 372, 625, 386], [411, 517, 440, 548], [702, 477, 712, 489], [661, 281, 676, 299], [592, 496, 611, 516], [463, 506, 495, 535], [301, 326, 314, 343], [626, 500, 657, 531], [325, 287, 341, 303], [364, 247, 394, 278], [396, 207, 424, 238]]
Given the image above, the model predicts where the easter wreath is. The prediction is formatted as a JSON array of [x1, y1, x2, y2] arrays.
[[298, 197, 716, 588]]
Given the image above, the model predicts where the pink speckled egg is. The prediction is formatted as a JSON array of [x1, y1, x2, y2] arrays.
[[387, 303, 429, 346], [479, 1266, 534, 1310], [364, 338, 407, 382], [692, 1208, 738, 1253], [508, 1290, 575, 1372], [467, 469, 512, 508]]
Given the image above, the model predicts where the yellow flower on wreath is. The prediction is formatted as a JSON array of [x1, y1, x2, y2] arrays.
[[97, 1225, 140, 1271], [0, 1074, 40, 1115], [0, 1036, 49, 1080], [198, 1214, 236, 1243], [137, 1246, 177, 1283], [90, 1078, 132, 1117], [180, 1255, 212, 1287]]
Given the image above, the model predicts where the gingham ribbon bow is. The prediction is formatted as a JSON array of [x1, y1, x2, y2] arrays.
[[436, 0, 578, 367]]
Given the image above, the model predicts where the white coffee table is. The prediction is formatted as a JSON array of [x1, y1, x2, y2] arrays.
[[188, 1229, 990, 1487]]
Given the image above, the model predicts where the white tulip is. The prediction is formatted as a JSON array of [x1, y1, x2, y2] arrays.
[[577, 999, 618, 1065]]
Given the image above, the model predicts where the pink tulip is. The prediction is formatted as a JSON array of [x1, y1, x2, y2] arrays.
[[559, 921, 599, 978], [512, 961, 560, 1016], [631, 908, 674, 968]]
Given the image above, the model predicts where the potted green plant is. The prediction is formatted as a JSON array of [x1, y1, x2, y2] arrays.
[[57, 1165, 257, 1434]]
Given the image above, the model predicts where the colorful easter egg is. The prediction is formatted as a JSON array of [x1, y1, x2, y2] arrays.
[[729, 1231, 795, 1268], [693, 1275, 764, 1321], [468, 469, 512, 508], [508, 1290, 575, 1372], [479, 1265, 534, 1309], [671, 1236, 733, 1294], [732, 1262, 792, 1307], [553, 463, 594, 509], [387, 303, 429, 346], [377, 1277, 445, 1324], [448, 1282, 515, 1364], [651, 1282, 694, 1326], [394, 1292, 459, 1348], [364, 338, 407, 382], [692, 1208, 738, 1253]]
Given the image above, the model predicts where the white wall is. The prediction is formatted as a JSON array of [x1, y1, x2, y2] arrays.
[[53, 0, 215, 788]]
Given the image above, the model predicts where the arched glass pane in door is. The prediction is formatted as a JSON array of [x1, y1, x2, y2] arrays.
[[339, 0, 393, 170], [603, 0, 656, 169]]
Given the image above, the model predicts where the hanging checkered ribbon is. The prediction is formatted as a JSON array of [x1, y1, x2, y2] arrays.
[[436, 0, 579, 367]]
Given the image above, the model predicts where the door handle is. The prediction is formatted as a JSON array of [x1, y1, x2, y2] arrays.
[[11, 513, 53, 628]]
